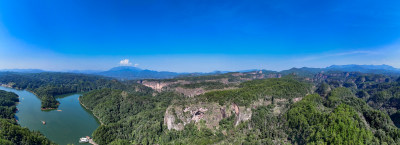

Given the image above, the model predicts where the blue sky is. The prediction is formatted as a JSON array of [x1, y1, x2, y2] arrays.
[[1, 0, 400, 72]]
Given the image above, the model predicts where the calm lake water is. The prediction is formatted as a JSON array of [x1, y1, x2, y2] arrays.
[[0, 86, 100, 145]]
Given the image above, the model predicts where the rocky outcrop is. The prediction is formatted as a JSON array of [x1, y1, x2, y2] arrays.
[[164, 102, 257, 131], [139, 81, 175, 92], [164, 93, 295, 131], [174, 87, 206, 97], [232, 103, 252, 126], [164, 108, 185, 130], [188, 107, 208, 122], [164, 103, 229, 130], [293, 97, 302, 102], [232, 73, 243, 77], [0, 82, 16, 88]]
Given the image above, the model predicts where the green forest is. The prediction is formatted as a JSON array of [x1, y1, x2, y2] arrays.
[[2, 70, 400, 144], [80, 75, 400, 144]]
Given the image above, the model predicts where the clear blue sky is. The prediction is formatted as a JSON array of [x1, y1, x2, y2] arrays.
[[1, 0, 400, 72]]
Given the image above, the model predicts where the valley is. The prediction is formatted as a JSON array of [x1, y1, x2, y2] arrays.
[[0, 86, 99, 145], [2, 1, 399, 144], [2, 65, 400, 144]]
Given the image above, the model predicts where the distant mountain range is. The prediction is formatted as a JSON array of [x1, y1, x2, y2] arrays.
[[0, 69, 45, 73], [96, 66, 180, 80], [326, 64, 400, 73], [279, 64, 400, 77], [2, 64, 400, 80]]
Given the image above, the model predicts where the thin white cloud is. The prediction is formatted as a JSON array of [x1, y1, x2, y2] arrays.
[[134, 63, 139, 67], [119, 59, 132, 66], [298, 50, 375, 62], [333, 50, 376, 56]]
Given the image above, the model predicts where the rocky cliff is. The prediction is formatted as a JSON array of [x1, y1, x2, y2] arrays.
[[164, 95, 294, 131]]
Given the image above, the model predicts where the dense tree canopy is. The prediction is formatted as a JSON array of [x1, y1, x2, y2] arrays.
[[80, 76, 400, 144], [200, 78, 312, 106], [2, 70, 400, 144]]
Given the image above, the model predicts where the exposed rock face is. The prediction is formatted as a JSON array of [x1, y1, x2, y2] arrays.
[[164, 94, 295, 132], [232, 103, 252, 126], [139, 72, 287, 96], [164, 102, 257, 131], [164, 108, 185, 130], [233, 103, 239, 116], [232, 73, 243, 77], [164, 103, 229, 130], [139, 80, 231, 97], [220, 108, 226, 118], [138, 71, 285, 93], [174, 87, 206, 97], [190, 108, 208, 122], [0, 82, 17, 89], [139, 81, 175, 92], [293, 97, 302, 102]]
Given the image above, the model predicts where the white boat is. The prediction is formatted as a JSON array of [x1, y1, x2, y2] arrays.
[[79, 137, 89, 143]]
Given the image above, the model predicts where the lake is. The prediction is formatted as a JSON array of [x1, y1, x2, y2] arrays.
[[0, 86, 100, 145]]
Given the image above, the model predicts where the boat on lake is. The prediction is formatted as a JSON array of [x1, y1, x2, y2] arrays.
[[79, 137, 89, 143]]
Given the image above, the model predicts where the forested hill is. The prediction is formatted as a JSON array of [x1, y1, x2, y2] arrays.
[[3, 67, 400, 144], [97, 66, 180, 80], [0, 90, 55, 145], [79, 72, 400, 144], [0, 72, 126, 109], [0, 65, 398, 109]]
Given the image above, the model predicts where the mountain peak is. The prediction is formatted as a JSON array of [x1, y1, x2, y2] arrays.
[[99, 66, 179, 80], [109, 66, 142, 71]]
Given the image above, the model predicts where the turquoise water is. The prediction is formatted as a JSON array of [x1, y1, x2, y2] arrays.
[[0, 86, 100, 145]]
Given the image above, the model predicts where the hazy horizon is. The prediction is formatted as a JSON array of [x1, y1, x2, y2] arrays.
[[1, 63, 399, 74], [1, 0, 400, 72]]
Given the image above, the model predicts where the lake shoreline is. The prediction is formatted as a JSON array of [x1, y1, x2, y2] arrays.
[[0, 86, 101, 145], [0, 84, 60, 110], [79, 97, 104, 125], [25, 90, 61, 111], [1, 83, 22, 91]]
